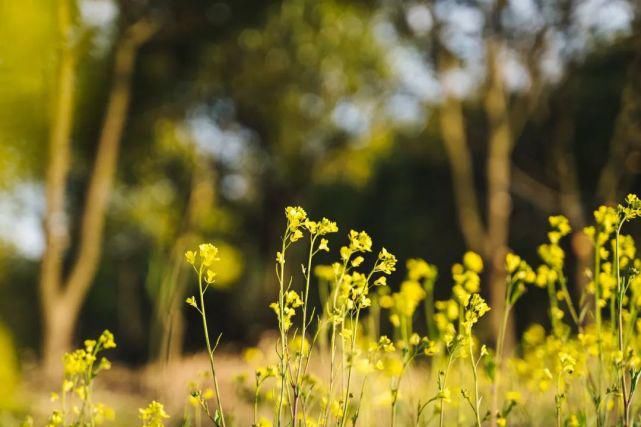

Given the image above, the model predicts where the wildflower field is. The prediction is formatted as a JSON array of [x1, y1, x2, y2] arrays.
[[19, 194, 641, 427], [4, 1, 641, 426]]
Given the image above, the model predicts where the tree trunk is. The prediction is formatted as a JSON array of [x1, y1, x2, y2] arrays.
[[40, 0, 75, 380], [40, 19, 154, 378], [484, 38, 515, 347], [437, 54, 486, 256], [42, 297, 77, 377]]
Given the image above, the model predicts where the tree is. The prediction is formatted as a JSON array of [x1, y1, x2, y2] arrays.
[[40, 0, 155, 377]]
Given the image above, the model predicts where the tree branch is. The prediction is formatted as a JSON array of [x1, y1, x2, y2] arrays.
[[511, 166, 558, 213], [40, 0, 75, 313]]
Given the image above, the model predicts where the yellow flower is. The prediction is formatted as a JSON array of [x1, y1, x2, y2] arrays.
[[548, 215, 571, 243], [184, 250, 196, 265], [285, 290, 303, 307], [437, 387, 451, 403], [290, 229, 304, 242], [376, 248, 397, 274], [505, 253, 521, 273], [257, 417, 273, 427], [568, 415, 580, 427], [409, 333, 420, 346], [285, 206, 307, 229], [84, 339, 96, 352], [318, 238, 329, 252], [463, 294, 490, 332], [374, 276, 387, 287], [99, 330, 116, 349], [392, 281, 426, 317], [389, 314, 400, 327], [303, 219, 318, 234], [523, 324, 545, 346], [377, 336, 396, 352], [314, 264, 334, 281], [406, 258, 438, 282], [289, 336, 310, 356], [256, 365, 277, 380], [348, 230, 372, 252], [505, 390, 521, 404], [463, 251, 483, 273], [316, 217, 339, 235], [538, 243, 564, 270], [242, 347, 263, 364], [622, 194, 641, 220], [185, 296, 197, 308], [380, 356, 403, 377], [351, 256, 364, 267], [198, 243, 220, 267], [202, 388, 215, 400], [47, 410, 64, 426], [559, 352, 576, 375], [139, 401, 170, 427], [205, 269, 216, 283], [379, 295, 393, 308], [423, 339, 438, 356], [93, 403, 115, 424]]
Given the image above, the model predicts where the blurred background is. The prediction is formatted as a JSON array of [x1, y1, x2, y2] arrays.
[[1, 0, 641, 416]]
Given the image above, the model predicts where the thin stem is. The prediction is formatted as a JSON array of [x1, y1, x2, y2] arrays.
[[196, 266, 226, 427], [323, 258, 350, 426], [254, 379, 261, 427], [340, 309, 361, 427], [293, 235, 317, 424], [277, 234, 290, 426], [558, 272, 580, 328], [594, 239, 604, 424], [438, 351, 455, 427], [615, 222, 630, 427], [469, 336, 482, 427], [491, 300, 511, 427]]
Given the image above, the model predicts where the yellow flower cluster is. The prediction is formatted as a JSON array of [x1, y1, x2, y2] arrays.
[[47, 330, 117, 427], [139, 401, 170, 427], [41, 194, 641, 427], [452, 251, 483, 306], [185, 243, 221, 287], [462, 293, 490, 333], [387, 280, 425, 318], [270, 290, 303, 331], [284, 206, 339, 243]]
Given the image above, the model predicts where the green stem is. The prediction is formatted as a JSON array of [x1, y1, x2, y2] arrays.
[[491, 301, 511, 427], [558, 272, 580, 328], [340, 309, 361, 427], [254, 379, 261, 427], [197, 266, 226, 427], [615, 222, 630, 427], [594, 239, 604, 419], [323, 258, 350, 426], [276, 234, 289, 426], [293, 235, 317, 424], [469, 335, 481, 427], [438, 352, 455, 427]]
